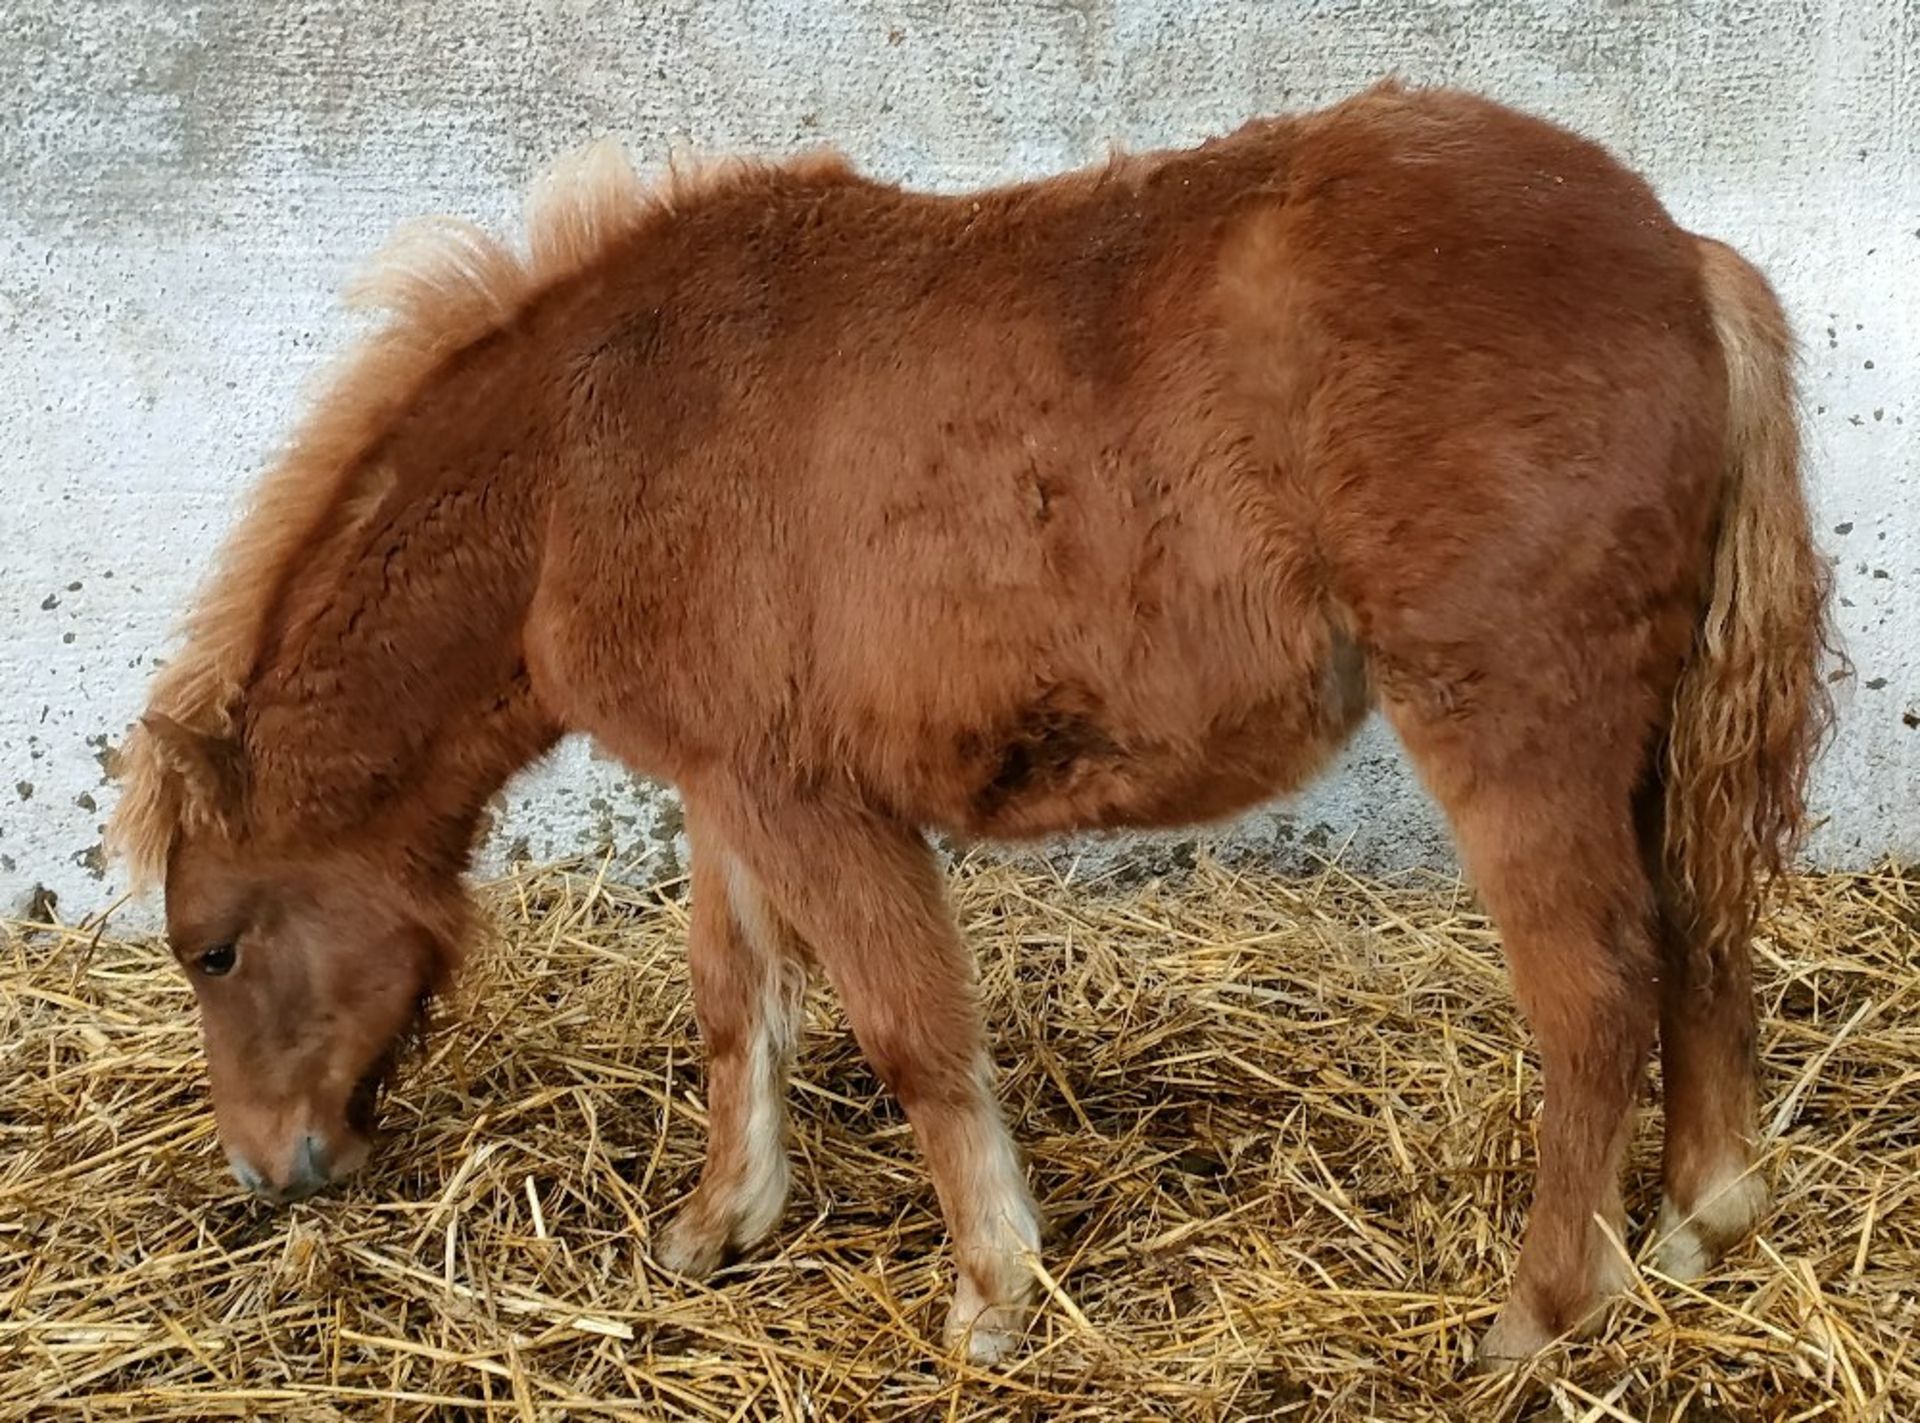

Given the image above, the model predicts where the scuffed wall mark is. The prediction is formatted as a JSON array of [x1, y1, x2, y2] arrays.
[[650, 798, 686, 846], [14, 884, 58, 922], [586, 794, 618, 846]]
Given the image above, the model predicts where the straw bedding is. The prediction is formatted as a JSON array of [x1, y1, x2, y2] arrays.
[[3, 854, 1915, 1421]]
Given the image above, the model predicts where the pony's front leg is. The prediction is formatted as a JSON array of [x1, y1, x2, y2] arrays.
[[655, 818, 809, 1276], [709, 791, 1042, 1364]]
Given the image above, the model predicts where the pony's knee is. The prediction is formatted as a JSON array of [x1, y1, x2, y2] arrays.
[[845, 987, 981, 1106]]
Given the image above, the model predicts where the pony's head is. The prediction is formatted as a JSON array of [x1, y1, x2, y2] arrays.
[[132, 714, 466, 1203], [105, 137, 690, 1202]]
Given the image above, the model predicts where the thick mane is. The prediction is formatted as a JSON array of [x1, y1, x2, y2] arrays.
[[108, 139, 808, 890]]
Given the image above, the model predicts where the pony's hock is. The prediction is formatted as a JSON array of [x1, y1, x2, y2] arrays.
[[109, 82, 1833, 1368]]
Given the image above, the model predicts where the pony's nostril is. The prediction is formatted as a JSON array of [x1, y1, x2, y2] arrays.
[[280, 1134, 331, 1201], [230, 1156, 270, 1198], [299, 1133, 329, 1179]]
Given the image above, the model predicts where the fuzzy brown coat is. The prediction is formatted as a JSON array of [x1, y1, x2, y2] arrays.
[[114, 82, 1833, 1365]]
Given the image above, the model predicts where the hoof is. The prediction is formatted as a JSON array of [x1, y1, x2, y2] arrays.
[[946, 1298, 1031, 1365], [1476, 1305, 1557, 1372], [654, 1202, 731, 1278], [1476, 1290, 1613, 1372]]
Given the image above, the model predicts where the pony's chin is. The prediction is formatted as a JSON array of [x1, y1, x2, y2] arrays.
[[345, 991, 433, 1138], [344, 1059, 386, 1138], [326, 1130, 373, 1180]]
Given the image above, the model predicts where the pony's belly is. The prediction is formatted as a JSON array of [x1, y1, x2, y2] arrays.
[[940, 699, 1352, 842], [916, 621, 1370, 842]]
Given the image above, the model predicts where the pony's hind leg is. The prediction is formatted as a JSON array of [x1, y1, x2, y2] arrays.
[[704, 790, 1042, 1364], [1649, 874, 1767, 1280], [656, 817, 810, 1276], [1387, 687, 1660, 1366]]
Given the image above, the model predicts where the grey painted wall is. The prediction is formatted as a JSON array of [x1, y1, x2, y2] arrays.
[[3, 1, 1915, 920]]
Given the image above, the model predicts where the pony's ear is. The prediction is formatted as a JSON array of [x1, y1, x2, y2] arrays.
[[140, 713, 245, 829]]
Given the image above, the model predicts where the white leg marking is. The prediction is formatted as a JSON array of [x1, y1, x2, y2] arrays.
[[724, 862, 805, 1248], [945, 1056, 1044, 1364], [1589, 1180, 1636, 1303], [1655, 1160, 1767, 1282], [658, 862, 805, 1277]]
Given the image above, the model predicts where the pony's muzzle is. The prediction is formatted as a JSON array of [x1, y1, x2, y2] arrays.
[[230, 1133, 334, 1204]]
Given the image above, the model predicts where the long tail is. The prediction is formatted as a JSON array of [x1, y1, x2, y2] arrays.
[[1663, 237, 1839, 970]]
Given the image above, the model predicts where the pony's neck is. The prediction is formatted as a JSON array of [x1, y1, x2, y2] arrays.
[[241, 378, 562, 875]]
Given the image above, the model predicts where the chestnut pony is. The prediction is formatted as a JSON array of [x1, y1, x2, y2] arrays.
[[111, 83, 1832, 1366]]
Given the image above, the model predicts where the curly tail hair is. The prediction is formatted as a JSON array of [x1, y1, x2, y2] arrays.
[[1663, 237, 1841, 973]]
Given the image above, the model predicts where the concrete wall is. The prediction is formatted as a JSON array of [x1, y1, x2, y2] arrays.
[[3, 1, 1915, 920]]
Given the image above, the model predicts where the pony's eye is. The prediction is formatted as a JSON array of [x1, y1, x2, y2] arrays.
[[198, 942, 238, 977]]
